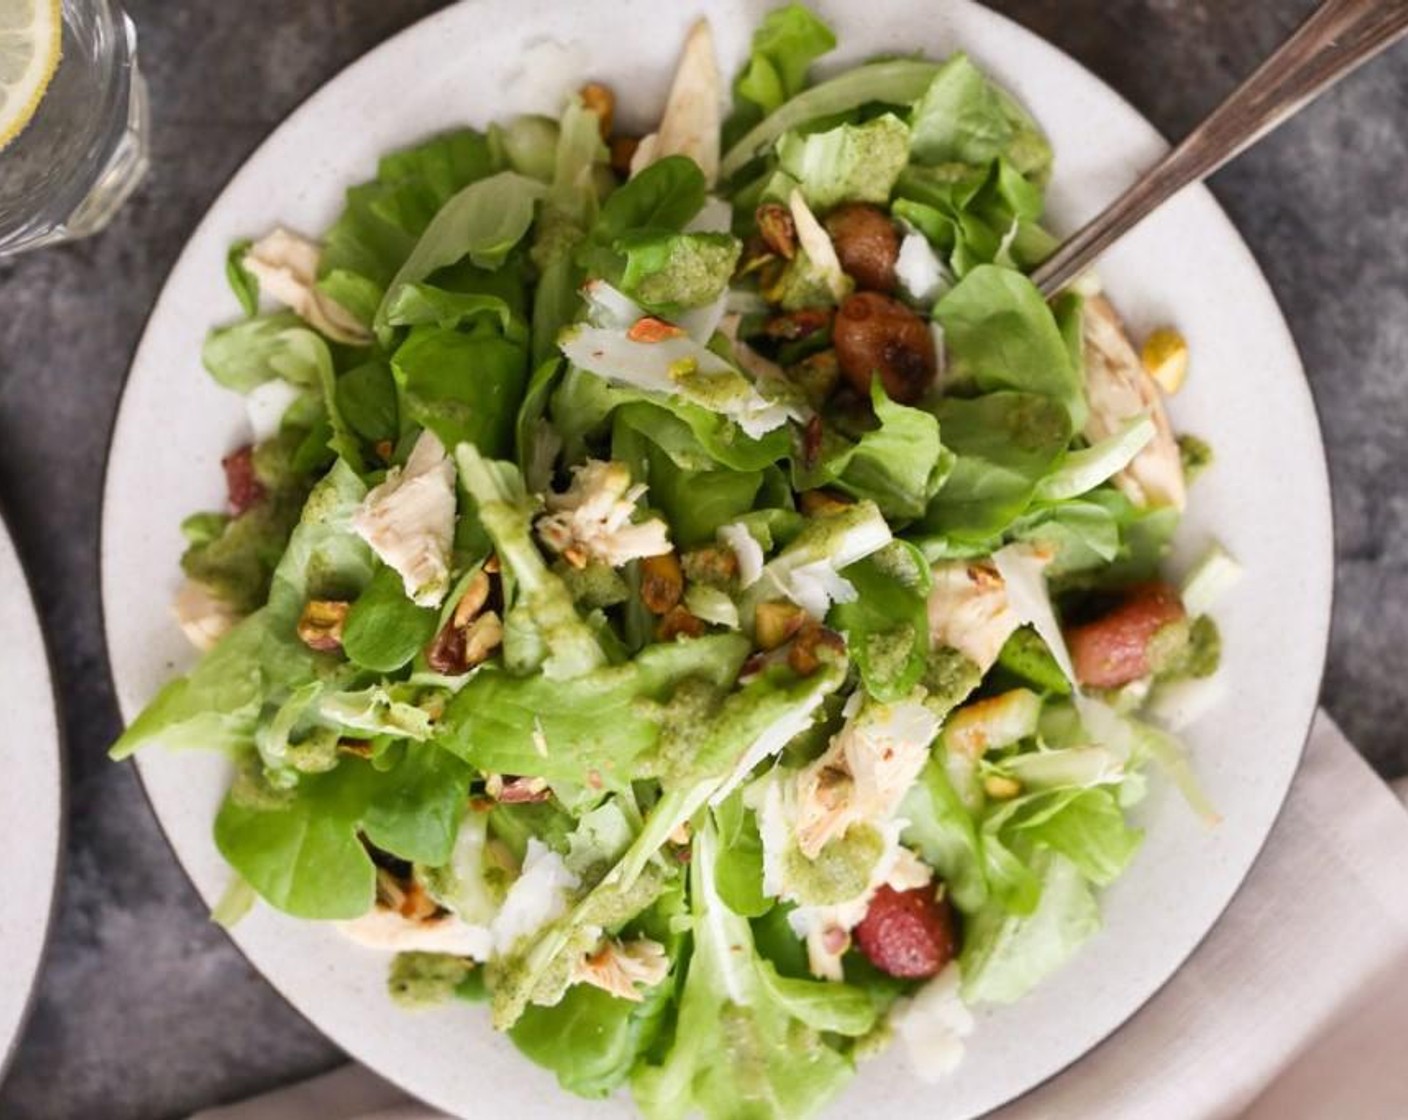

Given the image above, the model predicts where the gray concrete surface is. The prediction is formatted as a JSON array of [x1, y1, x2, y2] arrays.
[[0, 1, 1403, 1116]]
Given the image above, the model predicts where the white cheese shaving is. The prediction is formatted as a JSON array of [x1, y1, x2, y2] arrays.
[[719, 522, 765, 589], [683, 583, 740, 629], [629, 19, 722, 185], [490, 839, 579, 956], [787, 188, 849, 304], [895, 228, 948, 304], [779, 558, 857, 619], [685, 195, 733, 234], [1147, 675, 1228, 732], [991, 544, 1075, 682], [581, 278, 646, 330], [890, 962, 974, 1082], [1180, 541, 1243, 616], [244, 378, 304, 443], [560, 325, 803, 438]]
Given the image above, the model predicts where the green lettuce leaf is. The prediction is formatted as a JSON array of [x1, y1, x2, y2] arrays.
[[113, 461, 374, 761], [893, 157, 1054, 277], [437, 634, 750, 788], [374, 170, 546, 342], [381, 283, 520, 336], [202, 312, 330, 394], [318, 128, 502, 304], [455, 445, 607, 679], [988, 786, 1143, 888], [214, 740, 472, 919], [334, 359, 399, 446], [631, 821, 870, 1120], [830, 541, 932, 703], [225, 238, 259, 316], [721, 58, 940, 182], [959, 849, 1100, 1005], [490, 113, 562, 183], [774, 114, 911, 211], [214, 760, 379, 919], [616, 403, 766, 546], [796, 381, 953, 519], [920, 391, 1072, 545], [908, 53, 1052, 181], [391, 321, 528, 458], [341, 563, 441, 673], [361, 741, 475, 866], [181, 432, 315, 613], [511, 979, 677, 1100], [614, 230, 741, 313], [901, 756, 988, 912], [588, 156, 707, 248], [531, 97, 610, 365], [724, 2, 837, 148], [934, 264, 1086, 429]]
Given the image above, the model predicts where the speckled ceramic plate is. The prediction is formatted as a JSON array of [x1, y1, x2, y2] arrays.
[[0, 514, 62, 1076], [102, 1, 1333, 1116]]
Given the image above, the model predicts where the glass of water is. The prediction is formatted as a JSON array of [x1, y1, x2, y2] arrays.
[[0, 0, 148, 257]]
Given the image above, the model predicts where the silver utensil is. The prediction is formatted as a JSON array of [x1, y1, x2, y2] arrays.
[[1032, 0, 1408, 297]]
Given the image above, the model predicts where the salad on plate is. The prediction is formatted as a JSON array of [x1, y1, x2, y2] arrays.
[[113, 5, 1238, 1116]]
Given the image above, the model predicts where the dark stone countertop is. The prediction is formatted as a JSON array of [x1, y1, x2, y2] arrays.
[[0, 1, 1404, 1116]]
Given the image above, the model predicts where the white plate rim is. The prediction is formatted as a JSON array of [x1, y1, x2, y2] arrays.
[[98, 0, 1335, 1115], [0, 509, 65, 1080]]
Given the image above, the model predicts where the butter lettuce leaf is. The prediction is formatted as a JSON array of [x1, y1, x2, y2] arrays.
[[934, 264, 1086, 429], [375, 171, 546, 342], [796, 381, 953, 520], [631, 821, 872, 1120], [455, 445, 607, 679], [438, 634, 750, 788], [775, 114, 910, 211], [909, 53, 1051, 181], [920, 391, 1072, 545], [112, 462, 373, 762], [724, 2, 837, 148]]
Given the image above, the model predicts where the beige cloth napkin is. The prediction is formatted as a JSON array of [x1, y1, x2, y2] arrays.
[[195, 711, 1408, 1120]]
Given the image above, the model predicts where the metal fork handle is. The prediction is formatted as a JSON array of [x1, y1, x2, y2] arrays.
[[1032, 0, 1408, 298]]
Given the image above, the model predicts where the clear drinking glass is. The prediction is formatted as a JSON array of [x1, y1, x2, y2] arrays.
[[0, 0, 148, 256]]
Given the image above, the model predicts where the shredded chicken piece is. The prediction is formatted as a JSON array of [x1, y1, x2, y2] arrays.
[[337, 905, 491, 959], [173, 578, 241, 651], [570, 937, 670, 1002], [793, 699, 940, 859], [242, 228, 372, 346], [926, 560, 1020, 673], [630, 19, 722, 185], [1081, 295, 1186, 511], [535, 460, 671, 568], [353, 430, 457, 608], [717, 312, 787, 385]]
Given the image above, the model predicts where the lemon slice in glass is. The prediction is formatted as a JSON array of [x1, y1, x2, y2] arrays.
[[0, 0, 62, 152]]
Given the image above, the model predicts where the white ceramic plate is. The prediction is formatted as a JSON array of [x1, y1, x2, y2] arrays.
[[0, 516, 62, 1076], [102, 1, 1333, 1116]]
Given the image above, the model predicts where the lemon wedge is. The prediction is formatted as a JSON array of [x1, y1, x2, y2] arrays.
[[0, 0, 62, 152]]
